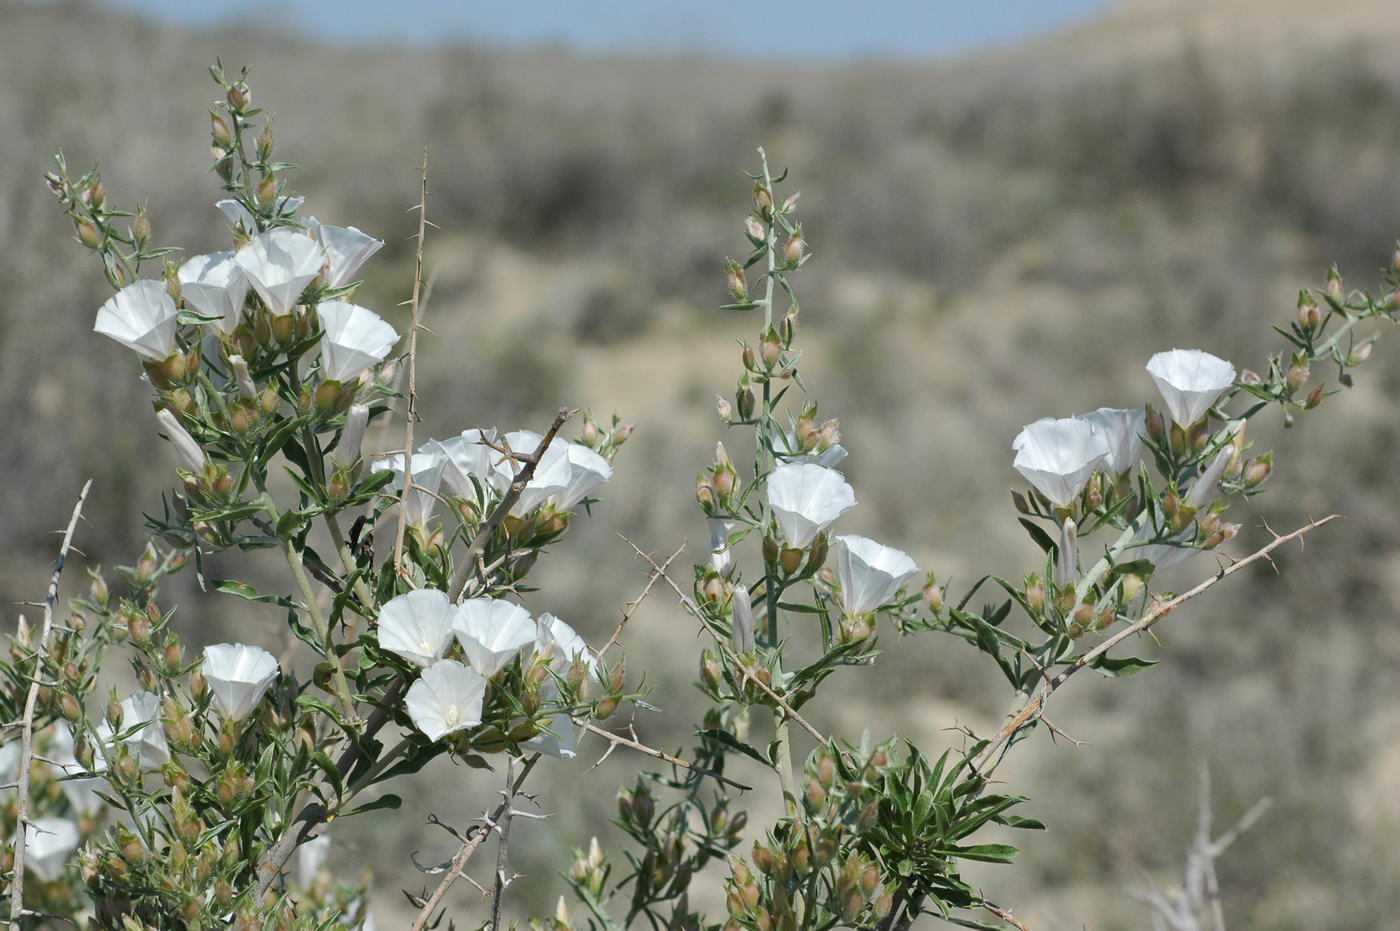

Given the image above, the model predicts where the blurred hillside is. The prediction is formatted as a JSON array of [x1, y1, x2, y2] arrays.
[[3, 0, 1400, 926]]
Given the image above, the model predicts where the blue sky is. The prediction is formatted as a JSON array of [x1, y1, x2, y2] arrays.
[[98, 0, 1111, 58]]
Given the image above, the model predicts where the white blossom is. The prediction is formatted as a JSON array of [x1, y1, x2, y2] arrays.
[[235, 228, 324, 315], [377, 589, 457, 667], [370, 452, 446, 527], [1076, 407, 1145, 477], [766, 463, 856, 549], [426, 429, 512, 503], [155, 408, 207, 473], [502, 430, 572, 514], [94, 279, 179, 361], [525, 613, 596, 759], [216, 196, 305, 231], [24, 817, 80, 882], [96, 691, 168, 769], [316, 300, 399, 382], [405, 659, 486, 741], [730, 585, 755, 653], [833, 534, 921, 616], [306, 217, 384, 289], [453, 598, 537, 676], [177, 251, 249, 333], [1145, 349, 1237, 427], [1011, 417, 1110, 508], [708, 518, 739, 577], [202, 643, 280, 719], [553, 442, 614, 510]]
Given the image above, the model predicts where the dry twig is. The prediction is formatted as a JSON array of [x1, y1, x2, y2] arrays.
[[8, 479, 91, 931], [393, 146, 431, 577]]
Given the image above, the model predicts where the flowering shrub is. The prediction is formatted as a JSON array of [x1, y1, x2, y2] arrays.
[[2, 63, 1395, 929]]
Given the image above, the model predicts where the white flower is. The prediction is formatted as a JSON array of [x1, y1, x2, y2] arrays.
[[454, 598, 537, 676], [96, 691, 168, 768], [94, 279, 180, 361], [48, 724, 104, 816], [553, 443, 613, 510], [535, 612, 596, 675], [339, 403, 369, 467], [708, 518, 739, 577], [216, 196, 305, 231], [426, 429, 512, 503], [524, 610, 595, 760], [377, 589, 456, 667], [1076, 407, 1145, 477], [177, 252, 250, 333], [766, 463, 856, 549], [1145, 349, 1237, 427], [316, 300, 399, 382], [202, 643, 280, 719], [306, 218, 384, 289], [833, 534, 921, 616], [235, 228, 324, 315], [296, 834, 330, 886], [405, 659, 486, 741], [371, 452, 446, 527], [502, 430, 572, 514], [24, 817, 80, 882], [1011, 417, 1110, 508], [155, 408, 207, 473], [0, 741, 20, 788]]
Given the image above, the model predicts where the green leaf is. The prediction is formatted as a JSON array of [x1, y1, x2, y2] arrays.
[[212, 579, 293, 608], [1090, 654, 1158, 677], [1017, 518, 1056, 554], [340, 794, 402, 818], [695, 728, 773, 769], [941, 843, 1019, 864]]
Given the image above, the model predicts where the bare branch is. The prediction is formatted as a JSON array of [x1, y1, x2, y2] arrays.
[[968, 516, 1338, 781], [599, 541, 686, 657], [9, 479, 91, 931], [582, 721, 751, 791], [393, 146, 431, 578], [619, 534, 828, 744]]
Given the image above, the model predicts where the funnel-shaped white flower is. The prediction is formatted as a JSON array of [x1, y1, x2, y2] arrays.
[[317, 301, 399, 382], [454, 598, 536, 676], [202, 643, 280, 719], [377, 589, 456, 667], [1146, 349, 1236, 427], [427, 429, 513, 503], [307, 218, 384, 289], [24, 817, 79, 882], [178, 252, 250, 334], [216, 196, 305, 231], [94, 279, 179, 361], [371, 452, 445, 527], [535, 613, 596, 674], [48, 724, 104, 816], [834, 535, 921, 616], [1012, 417, 1110, 508], [405, 659, 486, 741], [553, 443, 613, 510], [708, 518, 739, 577], [235, 228, 324, 315], [767, 463, 856, 548], [96, 691, 168, 768], [503, 430, 572, 514], [1076, 407, 1145, 477]]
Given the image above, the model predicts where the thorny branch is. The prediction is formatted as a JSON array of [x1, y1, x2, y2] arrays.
[[393, 146, 431, 578], [8, 479, 91, 931], [409, 755, 540, 931], [968, 515, 1339, 783], [619, 534, 827, 744]]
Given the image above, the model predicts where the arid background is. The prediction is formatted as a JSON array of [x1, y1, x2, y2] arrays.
[[4, 0, 1400, 926]]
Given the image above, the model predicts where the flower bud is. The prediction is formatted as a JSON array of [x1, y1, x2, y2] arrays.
[[211, 114, 231, 147], [156, 409, 207, 473], [1054, 519, 1077, 587], [716, 395, 734, 421], [257, 175, 277, 206], [700, 649, 723, 691], [1326, 264, 1344, 304], [1348, 337, 1376, 366], [760, 328, 782, 368], [779, 547, 804, 576], [131, 213, 151, 248], [922, 577, 943, 612], [745, 216, 765, 243], [753, 185, 773, 217], [736, 382, 756, 421], [1239, 368, 1262, 386], [1296, 291, 1320, 333], [611, 424, 632, 447], [75, 218, 100, 249], [1244, 453, 1272, 488], [1285, 355, 1310, 393], [731, 585, 755, 653], [725, 260, 748, 301]]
